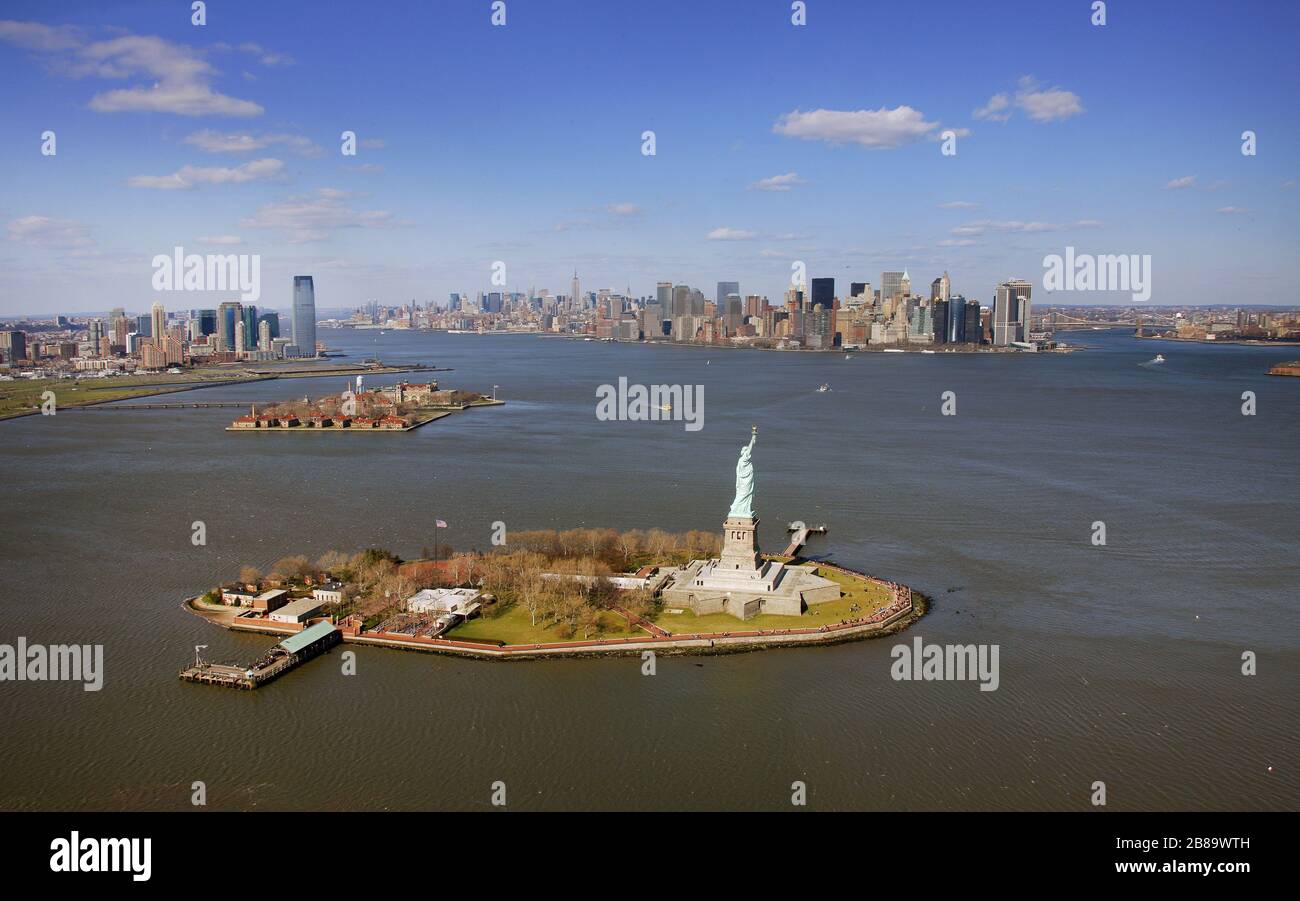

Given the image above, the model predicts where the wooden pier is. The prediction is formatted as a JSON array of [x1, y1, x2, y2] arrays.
[[783, 522, 828, 557], [179, 622, 339, 690]]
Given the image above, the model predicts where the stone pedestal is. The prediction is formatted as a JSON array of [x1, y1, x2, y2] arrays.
[[719, 515, 761, 572]]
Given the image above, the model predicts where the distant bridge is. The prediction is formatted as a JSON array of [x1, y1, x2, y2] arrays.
[[1035, 311, 1178, 332]]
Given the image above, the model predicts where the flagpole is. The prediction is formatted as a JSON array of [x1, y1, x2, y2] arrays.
[[434, 518, 438, 563]]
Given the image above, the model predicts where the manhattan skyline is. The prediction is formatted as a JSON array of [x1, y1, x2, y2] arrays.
[[1, 0, 1298, 316]]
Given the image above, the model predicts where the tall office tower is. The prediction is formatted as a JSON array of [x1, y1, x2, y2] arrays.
[[571, 271, 581, 310], [930, 271, 951, 304], [900, 270, 912, 299], [257, 312, 279, 340], [0, 331, 28, 363], [963, 300, 982, 344], [671, 284, 691, 322], [239, 305, 257, 350], [994, 279, 1033, 345], [947, 293, 966, 343], [689, 289, 705, 316], [198, 309, 217, 336], [810, 277, 834, 311], [151, 301, 166, 343], [292, 276, 317, 356], [745, 294, 764, 318], [135, 313, 151, 338], [724, 294, 743, 334], [234, 320, 246, 356], [258, 319, 272, 351], [88, 318, 105, 345], [932, 300, 949, 344], [656, 282, 672, 315], [112, 316, 129, 347], [217, 301, 242, 353], [881, 271, 905, 304], [850, 282, 867, 298], [717, 281, 740, 307]]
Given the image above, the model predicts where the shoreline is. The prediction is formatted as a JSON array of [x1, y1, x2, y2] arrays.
[[0, 364, 453, 422], [180, 563, 927, 663]]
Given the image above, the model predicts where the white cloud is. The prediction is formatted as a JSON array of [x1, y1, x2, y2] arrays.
[[0, 23, 263, 117], [938, 238, 981, 247], [938, 200, 980, 210], [0, 20, 83, 51], [1014, 76, 1083, 122], [773, 106, 944, 149], [240, 187, 402, 243], [707, 227, 758, 241], [605, 202, 641, 216], [128, 158, 284, 189], [212, 41, 294, 67], [1165, 175, 1197, 189], [749, 172, 806, 192], [972, 93, 1011, 122], [184, 129, 321, 156], [6, 215, 95, 248], [952, 219, 1103, 236], [197, 235, 243, 245], [1217, 206, 1249, 215]]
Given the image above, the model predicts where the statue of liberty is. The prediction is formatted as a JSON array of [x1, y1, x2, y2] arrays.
[[728, 426, 758, 518]]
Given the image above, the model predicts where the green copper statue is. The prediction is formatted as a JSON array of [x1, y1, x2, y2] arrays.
[[728, 426, 758, 518]]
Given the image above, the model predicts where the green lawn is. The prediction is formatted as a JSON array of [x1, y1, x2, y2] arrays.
[[445, 604, 643, 645], [0, 371, 259, 419], [651, 565, 894, 634]]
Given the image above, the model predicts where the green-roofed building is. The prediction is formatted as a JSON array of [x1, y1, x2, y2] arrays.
[[277, 621, 338, 657]]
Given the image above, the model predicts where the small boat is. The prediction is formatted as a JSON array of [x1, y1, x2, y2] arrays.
[[921, 350, 936, 354], [884, 348, 905, 353], [844, 354, 851, 360], [817, 384, 830, 393], [1152, 354, 1166, 364]]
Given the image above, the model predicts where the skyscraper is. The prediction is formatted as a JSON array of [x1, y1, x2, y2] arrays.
[[717, 281, 739, 307], [881, 271, 905, 303], [292, 276, 317, 357], [931, 271, 950, 303], [994, 280, 1033, 345], [217, 301, 242, 353], [571, 270, 581, 310], [150, 302, 166, 344], [241, 305, 258, 351], [810, 277, 834, 311]]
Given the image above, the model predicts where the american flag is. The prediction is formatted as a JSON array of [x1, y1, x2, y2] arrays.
[[435, 519, 448, 529]]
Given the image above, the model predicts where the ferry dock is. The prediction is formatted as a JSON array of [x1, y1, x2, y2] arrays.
[[179, 621, 339, 690]]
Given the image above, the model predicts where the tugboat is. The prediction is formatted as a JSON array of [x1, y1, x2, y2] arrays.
[[817, 383, 831, 393], [1153, 354, 1166, 364]]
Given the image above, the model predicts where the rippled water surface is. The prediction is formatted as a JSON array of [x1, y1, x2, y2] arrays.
[[1, 328, 1296, 810]]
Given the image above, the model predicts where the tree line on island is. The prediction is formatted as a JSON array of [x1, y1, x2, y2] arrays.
[[220, 527, 724, 640]]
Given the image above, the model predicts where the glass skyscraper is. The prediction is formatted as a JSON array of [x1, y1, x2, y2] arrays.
[[292, 276, 316, 357]]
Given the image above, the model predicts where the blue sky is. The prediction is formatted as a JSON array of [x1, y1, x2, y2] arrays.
[[1, 0, 1297, 316]]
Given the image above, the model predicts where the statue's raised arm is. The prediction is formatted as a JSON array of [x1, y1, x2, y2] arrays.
[[728, 427, 758, 519]]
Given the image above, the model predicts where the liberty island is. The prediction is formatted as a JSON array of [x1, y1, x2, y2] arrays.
[[179, 427, 923, 681]]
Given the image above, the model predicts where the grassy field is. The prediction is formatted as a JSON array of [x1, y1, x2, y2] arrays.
[[445, 604, 643, 645], [651, 565, 894, 634], [0, 370, 260, 420]]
